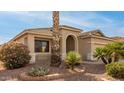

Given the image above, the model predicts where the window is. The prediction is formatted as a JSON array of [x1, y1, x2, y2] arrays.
[[35, 40, 49, 53]]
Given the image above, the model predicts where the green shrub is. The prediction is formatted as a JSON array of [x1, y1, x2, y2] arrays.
[[28, 67, 49, 77], [94, 41, 124, 64], [0, 42, 31, 69], [106, 62, 124, 78], [65, 51, 81, 70]]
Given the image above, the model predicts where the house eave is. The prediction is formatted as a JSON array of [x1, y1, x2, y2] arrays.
[[59, 25, 83, 32], [9, 30, 53, 43], [80, 35, 114, 41]]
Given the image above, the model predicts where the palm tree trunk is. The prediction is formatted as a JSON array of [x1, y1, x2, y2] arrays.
[[108, 57, 112, 64], [101, 57, 108, 64], [51, 11, 62, 67], [114, 54, 119, 62]]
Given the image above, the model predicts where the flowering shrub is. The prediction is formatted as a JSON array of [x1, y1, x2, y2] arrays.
[[0, 42, 31, 69]]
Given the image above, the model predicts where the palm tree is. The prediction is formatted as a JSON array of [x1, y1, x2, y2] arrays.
[[94, 41, 124, 64], [104, 44, 114, 63], [107, 41, 124, 62], [93, 47, 108, 64], [51, 11, 62, 67]]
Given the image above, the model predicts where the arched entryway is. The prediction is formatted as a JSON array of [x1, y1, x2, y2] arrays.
[[66, 35, 75, 53]]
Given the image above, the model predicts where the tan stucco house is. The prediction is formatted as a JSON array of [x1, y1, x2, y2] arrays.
[[9, 25, 114, 63]]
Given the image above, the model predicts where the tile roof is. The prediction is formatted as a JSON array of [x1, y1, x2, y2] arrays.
[[111, 37, 124, 41], [80, 29, 106, 37]]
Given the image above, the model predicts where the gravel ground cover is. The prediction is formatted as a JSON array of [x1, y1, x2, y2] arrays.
[[0, 61, 117, 81]]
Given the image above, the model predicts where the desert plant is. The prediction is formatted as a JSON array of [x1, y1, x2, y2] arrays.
[[106, 62, 124, 79], [65, 51, 81, 70], [94, 41, 124, 64], [0, 42, 31, 69], [28, 67, 49, 77], [107, 42, 124, 62], [93, 47, 108, 64]]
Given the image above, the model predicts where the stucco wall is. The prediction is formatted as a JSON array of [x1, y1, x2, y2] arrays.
[[91, 37, 113, 61], [28, 34, 52, 63], [12, 29, 53, 63], [79, 36, 113, 61], [60, 28, 81, 59], [78, 37, 92, 61], [14, 34, 28, 45], [10, 26, 114, 63], [35, 53, 51, 66], [28, 29, 53, 36]]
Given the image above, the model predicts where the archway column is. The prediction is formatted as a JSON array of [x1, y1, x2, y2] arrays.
[[61, 34, 78, 60], [61, 37, 66, 60], [27, 34, 35, 63], [74, 35, 78, 53]]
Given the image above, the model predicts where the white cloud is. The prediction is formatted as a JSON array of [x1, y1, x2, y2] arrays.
[[0, 11, 124, 41], [60, 16, 91, 27], [6, 11, 52, 24], [5, 11, 114, 29], [59, 12, 114, 31]]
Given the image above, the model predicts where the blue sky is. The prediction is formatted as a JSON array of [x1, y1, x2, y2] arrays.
[[0, 11, 124, 44]]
